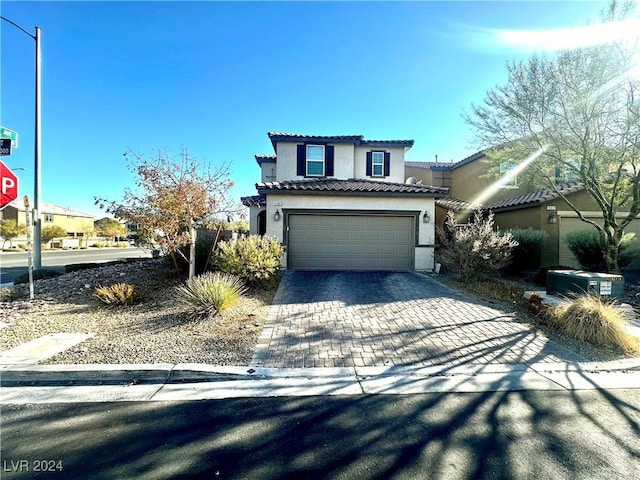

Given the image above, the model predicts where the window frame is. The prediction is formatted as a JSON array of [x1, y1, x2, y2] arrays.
[[305, 144, 325, 177], [371, 151, 385, 177], [44, 213, 53, 223], [499, 159, 518, 189]]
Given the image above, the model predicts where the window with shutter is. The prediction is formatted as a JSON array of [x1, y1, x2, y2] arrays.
[[367, 150, 390, 178]]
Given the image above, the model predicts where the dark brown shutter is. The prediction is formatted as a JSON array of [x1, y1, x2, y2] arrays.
[[366, 151, 372, 176], [297, 144, 306, 176], [384, 152, 391, 176], [325, 145, 334, 176]]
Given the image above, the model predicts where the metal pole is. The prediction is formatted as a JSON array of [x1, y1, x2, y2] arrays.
[[34, 26, 42, 268]]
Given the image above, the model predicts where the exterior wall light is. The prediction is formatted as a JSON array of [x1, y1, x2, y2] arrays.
[[548, 212, 557, 224], [273, 209, 281, 221], [423, 211, 430, 223]]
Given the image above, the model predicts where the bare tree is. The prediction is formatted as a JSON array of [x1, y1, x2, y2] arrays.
[[464, 0, 640, 273], [96, 148, 237, 280]]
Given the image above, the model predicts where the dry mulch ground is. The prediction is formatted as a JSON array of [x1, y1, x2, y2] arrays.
[[0, 259, 276, 365]]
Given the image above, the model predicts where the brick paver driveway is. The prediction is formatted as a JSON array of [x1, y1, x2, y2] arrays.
[[251, 271, 586, 368]]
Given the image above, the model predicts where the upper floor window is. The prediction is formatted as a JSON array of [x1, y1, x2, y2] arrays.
[[44, 214, 53, 222], [306, 145, 325, 176], [372, 152, 384, 177], [296, 144, 334, 177], [499, 160, 518, 188], [366, 151, 390, 177]]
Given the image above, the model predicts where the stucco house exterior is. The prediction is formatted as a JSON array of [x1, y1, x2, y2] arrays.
[[1, 200, 95, 237], [406, 151, 640, 268], [242, 132, 447, 271]]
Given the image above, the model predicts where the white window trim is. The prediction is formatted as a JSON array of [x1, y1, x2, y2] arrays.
[[499, 160, 518, 189], [306, 144, 325, 177], [372, 151, 385, 177]]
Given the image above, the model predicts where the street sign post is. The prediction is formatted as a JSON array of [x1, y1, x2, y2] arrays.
[[0, 126, 19, 148], [0, 159, 19, 209]]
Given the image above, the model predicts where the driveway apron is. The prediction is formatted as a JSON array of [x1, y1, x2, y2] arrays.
[[251, 271, 586, 368]]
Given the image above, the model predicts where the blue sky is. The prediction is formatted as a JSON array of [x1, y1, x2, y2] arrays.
[[0, 0, 613, 218]]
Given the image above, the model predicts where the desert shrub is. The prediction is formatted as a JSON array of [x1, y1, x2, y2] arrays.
[[544, 295, 640, 355], [17, 243, 27, 250], [92, 242, 106, 248], [0, 287, 22, 301], [13, 268, 62, 284], [94, 283, 137, 306], [436, 209, 518, 282], [175, 271, 247, 315], [115, 241, 130, 248], [566, 230, 636, 272], [509, 228, 549, 272], [214, 235, 284, 288]]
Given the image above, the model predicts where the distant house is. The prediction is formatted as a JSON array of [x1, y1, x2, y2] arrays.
[[2, 200, 95, 239], [242, 132, 446, 271], [406, 151, 640, 268]]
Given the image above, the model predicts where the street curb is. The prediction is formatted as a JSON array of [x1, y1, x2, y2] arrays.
[[2, 358, 640, 385]]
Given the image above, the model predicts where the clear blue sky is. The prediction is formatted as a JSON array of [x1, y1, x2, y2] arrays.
[[1, 0, 612, 218]]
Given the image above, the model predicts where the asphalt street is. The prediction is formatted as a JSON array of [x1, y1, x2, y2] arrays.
[[1, 389, 639, 480], [0, 247, 151, 284]]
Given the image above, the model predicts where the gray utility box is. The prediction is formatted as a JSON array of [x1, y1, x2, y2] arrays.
[[546, 270, 625, 299]]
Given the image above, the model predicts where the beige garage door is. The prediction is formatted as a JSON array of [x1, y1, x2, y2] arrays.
[[288, 214, 414, 271], [559, 216, 640, 267]]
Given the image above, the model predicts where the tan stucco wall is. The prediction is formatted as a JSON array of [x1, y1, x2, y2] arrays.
[[260, 161, 277, 183]]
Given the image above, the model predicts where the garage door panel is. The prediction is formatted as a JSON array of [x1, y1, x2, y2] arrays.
[[288, 214, 414, 271]]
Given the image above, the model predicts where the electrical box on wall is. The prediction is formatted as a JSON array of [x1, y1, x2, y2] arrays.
[[546, 270, 625, 299]]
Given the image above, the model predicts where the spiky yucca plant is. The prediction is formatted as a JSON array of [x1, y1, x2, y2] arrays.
[[545, 295, 640, 355], [176, 271, 247, 316], [94, 283, 137, 306]]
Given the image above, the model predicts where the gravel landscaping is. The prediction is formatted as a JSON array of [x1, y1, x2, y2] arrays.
[[0, 259, 276, 365]]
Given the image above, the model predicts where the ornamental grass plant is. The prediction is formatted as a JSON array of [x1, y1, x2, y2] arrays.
[[176, 271, 247, 316], [94, 283, 138, 306], [544, 295, 640, 355]]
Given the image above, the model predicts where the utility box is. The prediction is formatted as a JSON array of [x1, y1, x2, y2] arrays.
[[546, 270, 625, 299]]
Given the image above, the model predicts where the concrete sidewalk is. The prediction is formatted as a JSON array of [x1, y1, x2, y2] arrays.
[[2, 359, 640, 403]]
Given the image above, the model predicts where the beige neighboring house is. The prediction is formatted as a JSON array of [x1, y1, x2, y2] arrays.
[[1, 200, 95, 245], [242, 132, 447, 271], [406, 151, 640, 268]]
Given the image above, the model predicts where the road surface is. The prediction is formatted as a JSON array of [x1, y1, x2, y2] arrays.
[[0, 247, 152, 284], [1, 390, 639, 479]]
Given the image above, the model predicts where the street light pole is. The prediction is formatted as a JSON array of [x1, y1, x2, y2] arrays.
[[0, 16, 43, 268]]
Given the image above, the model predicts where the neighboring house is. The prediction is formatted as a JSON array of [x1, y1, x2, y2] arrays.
[[242, 132, 447, 271], [1, 200, 95, 238], [407, 151, 640, 268]]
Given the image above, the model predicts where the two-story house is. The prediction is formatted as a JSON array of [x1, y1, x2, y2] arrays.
[[406, 150, 640, 268], [242, 132, 447, 271]]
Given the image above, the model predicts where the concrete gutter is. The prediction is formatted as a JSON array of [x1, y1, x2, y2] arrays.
[[2, 359, 640, 404]]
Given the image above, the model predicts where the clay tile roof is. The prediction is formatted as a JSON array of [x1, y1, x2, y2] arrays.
[[241, 194, 266, 208], [487, 181, 584, 211], [254, 154, 277, 166], [266, 132, 414, 151], [405, 161, 455, 170], [436, 197, 482, 212], [256, 178, 447, 196]]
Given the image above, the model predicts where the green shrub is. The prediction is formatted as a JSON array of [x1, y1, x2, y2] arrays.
[[94, 283, 137, 306], [176, 272, 247, 315], [115, 241, 130, 248], [508, 228, 549, 272], [436, 209, 518, 282], [13, 268, 62, 284], [214, 235, 284, 288], [565, 230, 636, 272], [92, 242, 106, 248]]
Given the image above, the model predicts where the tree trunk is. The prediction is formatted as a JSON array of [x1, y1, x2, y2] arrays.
[[188, 223, 197, 281], [601, 226, 622, 274]]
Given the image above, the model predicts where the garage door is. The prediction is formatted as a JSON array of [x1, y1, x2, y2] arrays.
[[288, 214, 414, 271]]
